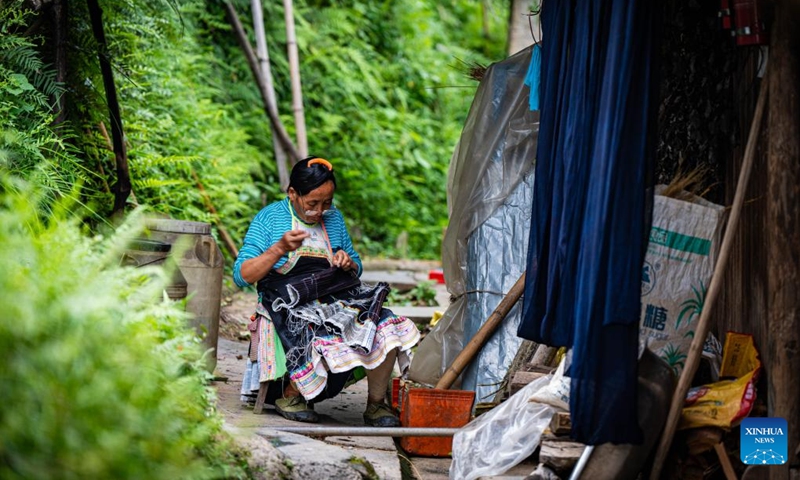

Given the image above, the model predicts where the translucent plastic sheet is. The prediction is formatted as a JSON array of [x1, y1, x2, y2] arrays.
[[449, 375, 555, 480], [408, 46, 539, 388], [461, 174, 534, 402]]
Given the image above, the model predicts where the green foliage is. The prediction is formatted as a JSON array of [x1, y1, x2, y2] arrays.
[[0, 179, 250, 479], [247, 0, 508, 258], [387, 280, 438, 307], [0, 3, 95, 212], [5, 0, 508, 263], [63, 0, 270, 239]]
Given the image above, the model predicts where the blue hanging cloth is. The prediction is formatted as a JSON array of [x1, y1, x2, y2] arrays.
[[524, 44, 542, 111], [518, 0, 660, 445]]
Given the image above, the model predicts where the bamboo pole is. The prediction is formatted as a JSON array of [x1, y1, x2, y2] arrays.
[[224, 2, 301, 164], [435, 273, 526, 390], [251, 0, 290, 190], [649, 71, 769, 480], [283, 0, 308, 158]]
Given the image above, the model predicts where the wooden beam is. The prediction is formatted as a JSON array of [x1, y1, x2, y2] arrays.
[[539, 435, 585, 474], [767, 1, 800, 477]]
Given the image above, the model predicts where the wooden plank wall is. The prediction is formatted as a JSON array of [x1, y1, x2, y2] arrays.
[[712, 49, 771, 367]]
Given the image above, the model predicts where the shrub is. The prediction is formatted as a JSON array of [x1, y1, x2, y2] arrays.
[[0, 180, 249, 479]]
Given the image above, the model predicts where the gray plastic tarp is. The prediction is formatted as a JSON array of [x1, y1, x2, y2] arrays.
[[408, 46, 539, 396]]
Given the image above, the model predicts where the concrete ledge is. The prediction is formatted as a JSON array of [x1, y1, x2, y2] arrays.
[[361, 258, 441, 272], [389, 306, 440, 324]]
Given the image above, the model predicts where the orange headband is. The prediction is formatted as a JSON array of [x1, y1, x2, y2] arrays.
[[308, 158, 333, 171]]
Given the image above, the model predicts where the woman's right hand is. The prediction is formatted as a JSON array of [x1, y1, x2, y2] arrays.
[[240, 230, 309, 285], [274, 229, 310, 255]]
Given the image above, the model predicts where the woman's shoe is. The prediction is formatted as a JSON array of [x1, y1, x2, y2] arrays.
[[275, 396, 320, 423], [363, 402, 400, 427]]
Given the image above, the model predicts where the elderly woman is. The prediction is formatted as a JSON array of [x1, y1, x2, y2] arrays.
[[234, 157, 419, 426]]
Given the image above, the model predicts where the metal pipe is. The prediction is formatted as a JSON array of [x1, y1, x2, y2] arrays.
[[261, 427, 460, 438], [568, 445, 594, 480]]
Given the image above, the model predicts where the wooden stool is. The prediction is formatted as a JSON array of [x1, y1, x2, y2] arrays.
[[253, 381, 269, 414]]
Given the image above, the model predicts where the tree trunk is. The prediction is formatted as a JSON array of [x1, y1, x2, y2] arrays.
[[52, 0, 67, 125], [87, 0, 131, 218], [251, 0, 290, 190], [481, 0, 490, 39], [224, 2, 301, 164], [767, 0, 800, 477], [507, 0, 537, 56], [283, 0, 307, 158]]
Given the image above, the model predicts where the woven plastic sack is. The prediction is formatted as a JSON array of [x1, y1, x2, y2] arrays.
[[639, 186, 725, 376]]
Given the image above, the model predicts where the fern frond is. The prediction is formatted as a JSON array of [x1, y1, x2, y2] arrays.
[[132, 177, 185, 190], [131, 154, 199, 169]]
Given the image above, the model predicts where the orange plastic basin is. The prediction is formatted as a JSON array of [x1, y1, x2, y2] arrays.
[[399, 387, 475, 457]]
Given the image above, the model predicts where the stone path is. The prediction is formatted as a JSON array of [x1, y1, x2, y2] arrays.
[[215, 334, 403, 479], [212, 263, 537, 479]]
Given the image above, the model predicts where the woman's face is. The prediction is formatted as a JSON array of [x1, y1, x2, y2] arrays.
[[289, 180, 335, 223]]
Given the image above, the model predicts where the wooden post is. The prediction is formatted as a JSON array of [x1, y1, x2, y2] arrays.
[[251, 0, 290, 190], [767, 0, 800, 477], [283, 0, 308, 158]]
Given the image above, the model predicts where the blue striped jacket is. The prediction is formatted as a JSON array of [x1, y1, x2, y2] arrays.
[[233, 198, 362, 287]]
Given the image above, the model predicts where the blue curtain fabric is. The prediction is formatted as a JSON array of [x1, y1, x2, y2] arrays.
[[518, 0, 659, 445]]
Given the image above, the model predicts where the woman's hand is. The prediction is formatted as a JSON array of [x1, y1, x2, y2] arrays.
[[274, 229, 309, 255], [332, 249, 356, 271], [239, 230, 309, 284]]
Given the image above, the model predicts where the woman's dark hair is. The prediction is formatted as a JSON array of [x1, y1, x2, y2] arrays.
[[289, 156, 337, 196]]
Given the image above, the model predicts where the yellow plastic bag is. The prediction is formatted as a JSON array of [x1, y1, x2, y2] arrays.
[[678, 332, 761, 430]]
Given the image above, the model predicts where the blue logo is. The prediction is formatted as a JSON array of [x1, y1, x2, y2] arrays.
[[641, 261, 656, 296], [740, 417, 788, 465]]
